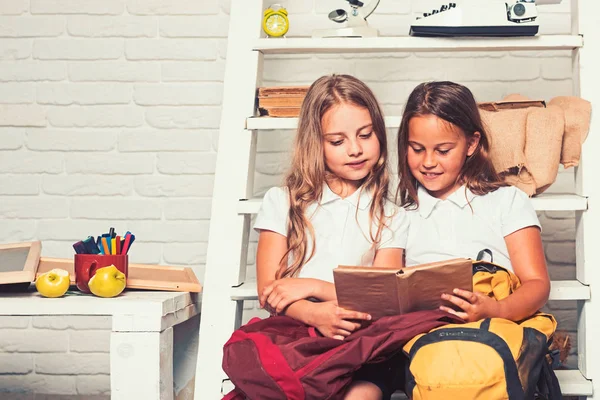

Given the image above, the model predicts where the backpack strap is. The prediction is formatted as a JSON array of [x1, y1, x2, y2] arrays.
[[476, 248, 494, 263], [222, 388, 246, 400], [534, 355, 563, 400]]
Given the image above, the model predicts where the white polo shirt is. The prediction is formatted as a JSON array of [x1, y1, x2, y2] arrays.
[[405, 185, 541, 272], [254, 185, 409, 283]]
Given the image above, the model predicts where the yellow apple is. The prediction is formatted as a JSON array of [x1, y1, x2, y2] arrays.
[[88, 265, 126, 298], [36, 268, 70, 298]]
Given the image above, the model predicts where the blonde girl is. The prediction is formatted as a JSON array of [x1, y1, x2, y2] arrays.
[[255, 74, 408, 400]]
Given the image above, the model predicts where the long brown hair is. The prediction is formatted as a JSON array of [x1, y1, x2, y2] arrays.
[[396, 81, 505, 209], [279, 74, 390, 279]]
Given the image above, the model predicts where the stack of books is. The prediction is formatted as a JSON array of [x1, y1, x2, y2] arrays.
[[257, 86, 309, 117]]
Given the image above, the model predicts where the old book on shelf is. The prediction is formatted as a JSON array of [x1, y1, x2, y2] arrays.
[[258, 107, 302, 117], [258, 96, 305, 108], [257, 86, 309, 97], [256, 85, 309, 118], [333, 258, 473, 320]]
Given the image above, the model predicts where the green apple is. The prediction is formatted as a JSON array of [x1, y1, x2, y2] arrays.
[[36, 268, 70, 298], [88, 265, 126, 298]]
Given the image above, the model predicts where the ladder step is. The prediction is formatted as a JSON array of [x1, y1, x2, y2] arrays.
[[530, 194, 588, 211], [550, 280, 590, 300], [231, 282, 259, 301], [224, 368, 592, 397], [222, 379, 235, 396], [556, 369, 593, 396], [238, 194, 587, 214], [253, 35, 583, 55], [231, 280, 589, 302]]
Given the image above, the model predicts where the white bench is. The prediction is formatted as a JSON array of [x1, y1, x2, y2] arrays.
[[0, 288, 201, 400]]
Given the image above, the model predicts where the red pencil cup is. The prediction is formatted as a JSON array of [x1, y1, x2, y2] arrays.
[[74, 254, 128, 294]]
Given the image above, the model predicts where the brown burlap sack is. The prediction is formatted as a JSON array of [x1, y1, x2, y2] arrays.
[[480, 108, 528, 174], [525, 105, 564, 195], [479, 94, 591, 196], [547, 96, 592, 168], [480, 100, 537, 196]]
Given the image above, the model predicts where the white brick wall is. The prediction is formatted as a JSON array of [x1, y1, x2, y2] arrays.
[[0, 0, 579, 396], [0, 316, 111, 396]]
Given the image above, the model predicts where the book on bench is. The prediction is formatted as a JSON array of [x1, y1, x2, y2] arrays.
[[333, 258, 473, 320]]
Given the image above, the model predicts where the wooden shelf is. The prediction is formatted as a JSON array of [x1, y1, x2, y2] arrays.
[[230, 282, 258, 301], [550, 280, 590, 300], [231, 280, 589, 302], [238, 194, 587, 215], [254, 35, 583, 55], [225, 370, 592, 398], [530, 194, 587, 211], [555, 369, 594, 396]]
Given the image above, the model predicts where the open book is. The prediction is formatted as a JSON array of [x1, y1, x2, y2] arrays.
[[333, 258, 473, 320]]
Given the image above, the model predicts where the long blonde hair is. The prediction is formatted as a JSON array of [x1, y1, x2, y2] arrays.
[[279, 74, 390, 279], [396, 81, 506, 209]]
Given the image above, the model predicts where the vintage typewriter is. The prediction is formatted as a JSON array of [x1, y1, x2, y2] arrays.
[[410, 0, 560, 37]]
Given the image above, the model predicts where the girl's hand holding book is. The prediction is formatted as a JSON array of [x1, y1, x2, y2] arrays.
[[308, 301, 372, 341], [440, 288, 501, 322]]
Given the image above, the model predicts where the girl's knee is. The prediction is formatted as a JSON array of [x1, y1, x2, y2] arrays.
[[344, 380, 383, 400]]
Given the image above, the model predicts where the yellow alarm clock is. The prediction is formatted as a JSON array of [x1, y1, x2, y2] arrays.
[[263, 5, 289, 38]]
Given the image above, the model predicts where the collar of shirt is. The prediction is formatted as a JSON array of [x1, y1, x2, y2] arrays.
[[320, 183, 372, 210], [417, 185, 477, 218]]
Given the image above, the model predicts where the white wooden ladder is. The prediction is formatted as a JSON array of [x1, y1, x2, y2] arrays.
[[195, 1, 599, 398]]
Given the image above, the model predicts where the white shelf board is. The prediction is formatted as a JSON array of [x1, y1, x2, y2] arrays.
[[254, 35, 583, 54], [238, 194, 587, 215], [530, 194, 587, 211], [231, 282, 258, 301], [231, 280, 588, 302], [556, 369, 593, 396], [550, 280, 590, 300], [222, 380, 235, 396]]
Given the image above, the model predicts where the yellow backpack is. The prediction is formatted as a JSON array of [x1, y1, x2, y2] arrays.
[[402, 253, 562, 400]]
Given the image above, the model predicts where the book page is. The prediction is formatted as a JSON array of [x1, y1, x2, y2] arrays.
[[333, 266, 400, 320], [397, 258, 473, 314]]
